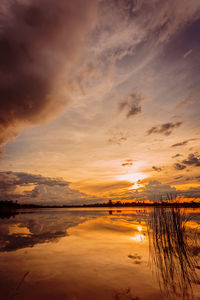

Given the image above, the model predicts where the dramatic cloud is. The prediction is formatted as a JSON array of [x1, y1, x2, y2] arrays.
[[0, 171, 97, 204], [174, 163, 186, 170], [144, 180, 176, 199], [152, 166, 162, 172], [119, 91, 142, 119], [147, 122, 182, 136], [113, 180, 177, 202], [178, 187, 200, 199], [0, 0, 97, 145], [108, 179, 200, 202], [182, 153, 200, 167], [0, 171, 70, 203], [0, 171, 68, 189], [1, 170, 200, 204]]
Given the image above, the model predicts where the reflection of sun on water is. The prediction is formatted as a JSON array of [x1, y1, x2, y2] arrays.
[[130, 234, 145, 242], [130, 225, 145, 242]]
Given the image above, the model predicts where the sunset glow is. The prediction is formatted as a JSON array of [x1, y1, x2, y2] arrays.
[[117, 172, 147, 184]]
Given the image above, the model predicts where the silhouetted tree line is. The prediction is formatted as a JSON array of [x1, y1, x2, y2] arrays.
[[0, 198, 200, 210], [0, 200, 20, 208]]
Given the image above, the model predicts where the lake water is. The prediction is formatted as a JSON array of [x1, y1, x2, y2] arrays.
[[0, 207, 200, 300]]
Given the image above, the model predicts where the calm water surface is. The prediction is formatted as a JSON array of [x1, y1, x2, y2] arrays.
[[0, 207, 200, 300]]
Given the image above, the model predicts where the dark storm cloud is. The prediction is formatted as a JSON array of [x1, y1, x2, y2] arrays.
[[119, 91, 142, 119], [152, 166, 162, 172], [174, 163, 186, 170], [182, 153, 200, 167], [147, 122, 182, 136], [0, 0, 97, 145]]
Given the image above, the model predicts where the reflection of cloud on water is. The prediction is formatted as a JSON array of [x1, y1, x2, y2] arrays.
[[0, 230, 67, 252], [0, 208, 200, 299], [0, 209, 149, 252], [114, 288, 140, 300], [1, 204, 200, 300], [74, 219, 139, 234], [0, 210, 96, 252], [128, 254, 142, 265]]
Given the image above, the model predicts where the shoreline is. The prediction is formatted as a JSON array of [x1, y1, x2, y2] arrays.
[[1, 202, 200, 211]]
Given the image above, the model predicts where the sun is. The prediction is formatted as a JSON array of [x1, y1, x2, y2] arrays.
[[117, 172, 146, 189]]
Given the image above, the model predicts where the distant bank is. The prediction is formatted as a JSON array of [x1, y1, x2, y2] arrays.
[[0, 200, 200, 210]]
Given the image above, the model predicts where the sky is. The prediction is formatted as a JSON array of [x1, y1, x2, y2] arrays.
[[0, 0, 200, 205]]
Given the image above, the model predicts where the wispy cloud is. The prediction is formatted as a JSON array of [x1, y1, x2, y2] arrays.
[[119, 91, 143, 119], [173, 152, 200, 170], [174, 163, 186, 170], [183, 49, 193, 58], [171, 140, 188, 147], [121, 160, 133, 167], [152, 166, 162, 172], [171, 138, 198, 147], [107, 129, 129, 145], [172, 154, 181, 158], [147, 122, 182, 136], [182, 153, 200, 167]]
